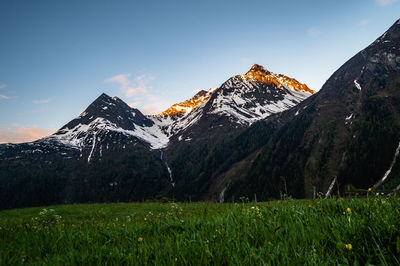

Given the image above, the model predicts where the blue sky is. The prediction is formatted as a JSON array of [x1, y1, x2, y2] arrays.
[[0, 0, 399, 143]]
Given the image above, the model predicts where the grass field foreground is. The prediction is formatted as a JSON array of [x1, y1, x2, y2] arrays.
[[1, 196, 400, 265]]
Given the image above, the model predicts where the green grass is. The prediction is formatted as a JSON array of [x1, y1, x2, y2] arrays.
[[1, 197, 400, 265]]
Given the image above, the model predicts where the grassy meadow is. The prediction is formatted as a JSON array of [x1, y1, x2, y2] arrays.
[[1, 196, 400, 265]]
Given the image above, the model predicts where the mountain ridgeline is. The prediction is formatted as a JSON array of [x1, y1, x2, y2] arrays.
[[1, 19, 400, 209]]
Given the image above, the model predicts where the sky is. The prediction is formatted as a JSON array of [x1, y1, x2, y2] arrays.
[[0, 0, 399, 143]]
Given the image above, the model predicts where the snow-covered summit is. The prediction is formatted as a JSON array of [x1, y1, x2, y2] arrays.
[[238, 64, 315, 94], [46, 93, 168, 150], [207, 74, 312, 125]]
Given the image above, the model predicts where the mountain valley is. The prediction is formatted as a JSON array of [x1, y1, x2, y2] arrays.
[[1, 19, 400, 209]]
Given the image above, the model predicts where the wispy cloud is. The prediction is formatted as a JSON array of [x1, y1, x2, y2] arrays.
[[359, 19, 370, 26], [307, 27, 321, 38], [0, 94, 9, 99], [33, 98, 51, 104], [0, 83, 6, 89], [104, 74, 153, 97], [104, 73, 170, 114], [375, 0, 398, 6], [128, 101, 142, 108], [0, 124, 56, 144], [140, 103, 167, 115]]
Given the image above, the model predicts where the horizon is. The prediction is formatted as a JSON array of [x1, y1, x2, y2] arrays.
[[1, 0, 400, 143]]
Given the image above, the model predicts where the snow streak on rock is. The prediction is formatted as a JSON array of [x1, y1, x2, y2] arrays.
[[354, 80, 362, 91], [87, 132, 96, 163], [373, 141, 400, 190]]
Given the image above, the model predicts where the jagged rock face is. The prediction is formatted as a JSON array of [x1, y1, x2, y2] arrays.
[[205, 73, 312, 126], [49, 93, 168, 150]]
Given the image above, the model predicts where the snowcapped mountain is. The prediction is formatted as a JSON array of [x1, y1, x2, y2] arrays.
[[206, 64, 315, 125], [151, 64, 314, 139], [10, 64, 313, 155], [47, 93, 169, 151]]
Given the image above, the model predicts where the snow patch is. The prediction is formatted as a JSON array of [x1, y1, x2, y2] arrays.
[[219, 186, 227, 203], [345, 114, 353, 120], [51, 117, 169, 150], [354, 80, 362, 91]]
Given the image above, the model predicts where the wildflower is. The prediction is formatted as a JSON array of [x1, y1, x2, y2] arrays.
[[345, 243, 352, 250], [346, 208, 351, 213], [138, 237, 143, 242], [308, 204, 312, 208], [144, 217, 147, 221], [368, 188, 372, 192]]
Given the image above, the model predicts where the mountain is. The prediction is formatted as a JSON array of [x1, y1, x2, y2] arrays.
[[161, 64, 315, 199], [206, 18, 400, 201], [0, 93, 172, 209], [0, 63, 313, 209]]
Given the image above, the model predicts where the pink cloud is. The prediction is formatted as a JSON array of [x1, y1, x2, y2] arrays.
[[128, 101, 142, 108], [140, 103, 169, 115], [104, 74, 153, 97], [104, 73, 171, 114], [375, 0, 398, 5], [0, 125, 56, 144]]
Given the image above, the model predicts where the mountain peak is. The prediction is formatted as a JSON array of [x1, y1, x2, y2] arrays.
[[155, 88, 217, 117], [238, 64, 315, 94], [248, 64, 271, 74]]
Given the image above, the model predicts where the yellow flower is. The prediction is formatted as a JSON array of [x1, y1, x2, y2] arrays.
[[144, 217, 147, 221], [345, 243, 352, 250], [138, 237, 143, 242], [308, 204, 312, 208], [346, 208, 351, 213], [368, 188, 372, 192]]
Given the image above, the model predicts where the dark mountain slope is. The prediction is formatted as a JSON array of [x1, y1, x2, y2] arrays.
[[218, 19, 400, 200]]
